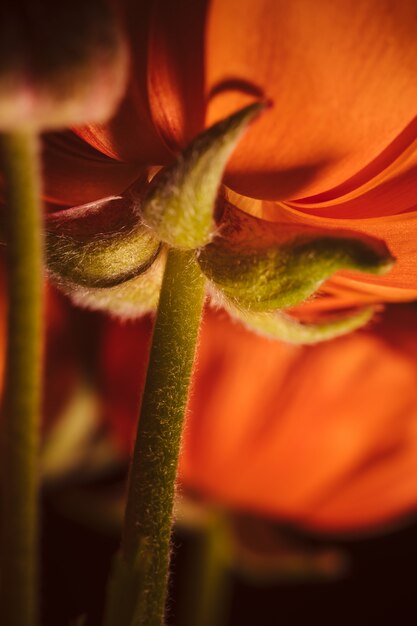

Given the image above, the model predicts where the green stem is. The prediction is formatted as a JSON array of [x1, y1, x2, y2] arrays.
[[181, 512, 232, 626], [0, 131, 43, 626], [103, 247, 206, 626]]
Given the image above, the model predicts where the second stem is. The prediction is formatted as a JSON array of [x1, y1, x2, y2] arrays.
[[0, 131, 43, 626]]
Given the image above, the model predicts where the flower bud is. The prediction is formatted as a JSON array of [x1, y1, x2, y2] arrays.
[[0, 0, 128, 129]]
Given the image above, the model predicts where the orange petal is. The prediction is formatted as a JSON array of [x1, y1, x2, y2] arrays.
[[179, 305, 417, 531], [206, 0, 417, 199], [147, 0, 207, 152], [289, 118, 417, 213], [74, 85, 171, 164], [306, 436, 417, 532], [78, 0, 207, 161], [41, 131, 143, 208], [73, 0, 179, 164]]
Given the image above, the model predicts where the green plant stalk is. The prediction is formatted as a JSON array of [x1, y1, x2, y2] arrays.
[[103, 247, 206, 626], [0, 132, 44, 626], [180, 513, 232, 626]]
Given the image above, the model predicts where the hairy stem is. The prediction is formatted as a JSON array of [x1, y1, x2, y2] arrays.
[[103, 247, 205, 626]]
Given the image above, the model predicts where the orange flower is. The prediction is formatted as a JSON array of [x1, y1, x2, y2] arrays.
[[4, 0, 417, 534], [41, 0, 417, 316], [98, 304, 417, 533]]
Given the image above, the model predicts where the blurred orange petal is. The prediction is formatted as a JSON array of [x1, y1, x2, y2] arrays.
[[179, 305, 417, 532], [97, 302, 417, 533]]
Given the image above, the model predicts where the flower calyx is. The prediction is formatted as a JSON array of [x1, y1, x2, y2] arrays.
[[46, 100, 395, 344], [46, 103, 268, 318], [198, 204, 394, 312], [47, 191, 161, 290], [198, 203, 394, 343], [46, 181, 165, 318], [140, 102, 267, 249]]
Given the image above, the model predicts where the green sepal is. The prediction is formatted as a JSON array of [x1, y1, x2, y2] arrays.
[[59, 247, 166, 319], [198, 205, 394, 312], [223, 300, 374, 344], [141, 102, 267, 249], [46, 193, 161, 289]]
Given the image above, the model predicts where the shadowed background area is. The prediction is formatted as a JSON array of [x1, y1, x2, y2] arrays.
[[41, 492, 417, 626]]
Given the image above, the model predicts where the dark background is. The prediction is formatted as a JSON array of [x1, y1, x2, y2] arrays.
[[42, 486, 417, 626]]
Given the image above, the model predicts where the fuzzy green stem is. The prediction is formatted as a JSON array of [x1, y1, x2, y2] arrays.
[[103, 247, 206, 626], [0, 132, 44, 626]]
